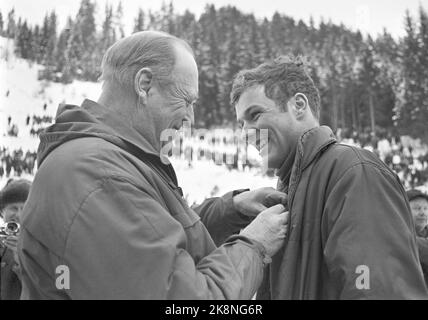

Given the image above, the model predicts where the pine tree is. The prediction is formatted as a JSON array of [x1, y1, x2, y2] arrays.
[[115, 1, 125, 39], [197, 5, 220, 127], [0, 11, 4, 36], [54, 17, 73, 81], [396, 10, 422, 138], [44, 11, 58, 67], [6, 8, 16, 38], [31, 24, 41, 62], [415, 6, 428, 139], [217, 23, 240, 126], [14, 17, 22, 43], [374, 29, 399, 131], [14, 19, 27, 58], [357, 39, 380, 134], [65, 0, 97, 80], [165, 1, 176, 35], [37, 13, 50, 64], [259, 18, 273, 61], [133, 8, 145, 33], [101, 4, 116, 49]]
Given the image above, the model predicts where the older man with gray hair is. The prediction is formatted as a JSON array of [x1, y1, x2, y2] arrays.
[[17, 31, 288, 299]]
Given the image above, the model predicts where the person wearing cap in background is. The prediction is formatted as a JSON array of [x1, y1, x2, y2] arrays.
[[407, 189, 428, 286], [0, 179, 31, 300], [407, 189, 428, 238]]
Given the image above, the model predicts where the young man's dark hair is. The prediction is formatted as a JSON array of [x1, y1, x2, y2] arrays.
[[231, 55, 321, 119]]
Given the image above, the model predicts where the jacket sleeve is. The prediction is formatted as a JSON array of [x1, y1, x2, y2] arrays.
[[193, 191, 253, 246], [418, 237, 428, 267], [323, 163, 428, 299], [63, 177, 264, 299]]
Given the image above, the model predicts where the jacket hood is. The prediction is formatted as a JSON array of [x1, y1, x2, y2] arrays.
[[37, 99, 163, 167]]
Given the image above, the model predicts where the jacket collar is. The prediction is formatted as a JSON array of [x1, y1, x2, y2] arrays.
[[81, 99, 162, 158], [38, 99, 180, 187], [296, 125, 337, 172], [278, 126, 337, 190]]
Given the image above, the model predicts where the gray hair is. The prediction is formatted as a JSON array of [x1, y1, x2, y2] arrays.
[[100, 31, 194, 92]]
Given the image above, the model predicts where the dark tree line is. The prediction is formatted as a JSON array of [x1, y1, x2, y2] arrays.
[[2, 1, 428, 141]]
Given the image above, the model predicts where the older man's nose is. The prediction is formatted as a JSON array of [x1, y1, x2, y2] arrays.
[[187, 105, 195, 125], [240, 124, 248, 141]]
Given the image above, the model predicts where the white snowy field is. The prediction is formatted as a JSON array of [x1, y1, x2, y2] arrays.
[[0, 36, 276, 204]]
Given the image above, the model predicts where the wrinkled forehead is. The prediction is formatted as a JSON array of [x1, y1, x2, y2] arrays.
[[172, 44, 198, 80], [169, 46, 199, 98], [410, 197, 428, 206], [171, 72, 198, 97]]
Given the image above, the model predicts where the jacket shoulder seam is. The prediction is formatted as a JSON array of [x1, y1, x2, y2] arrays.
[[61, 177, 109, 258]]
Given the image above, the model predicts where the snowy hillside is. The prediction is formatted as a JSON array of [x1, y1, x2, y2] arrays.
[[0, 36, 276, 203], [0, 37, 102, 151]]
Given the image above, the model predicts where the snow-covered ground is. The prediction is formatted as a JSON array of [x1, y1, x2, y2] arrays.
[[0, 36, 276, 204]]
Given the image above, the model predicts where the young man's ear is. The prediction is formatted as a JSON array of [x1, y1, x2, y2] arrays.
[[292, 93, 309, 119], [134, 68, 153, 100]]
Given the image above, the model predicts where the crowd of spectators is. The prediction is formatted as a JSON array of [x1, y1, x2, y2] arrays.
[[2, 117, 428, 188], [0, 148, 37, 179], [171, 126, 428, 187], [6, 113, 53, 139], [337, 128, 428, 189]]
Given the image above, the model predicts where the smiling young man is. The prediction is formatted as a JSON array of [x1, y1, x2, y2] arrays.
[[231, 55, 428, 299]]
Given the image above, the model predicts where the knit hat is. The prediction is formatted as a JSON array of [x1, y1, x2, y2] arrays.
[[0, 179, 32, 212], [406, 189, 428, 202]]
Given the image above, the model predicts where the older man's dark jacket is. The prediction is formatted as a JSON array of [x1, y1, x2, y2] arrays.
[[18, 99, 263, 299], [257, 126, 428, 299]]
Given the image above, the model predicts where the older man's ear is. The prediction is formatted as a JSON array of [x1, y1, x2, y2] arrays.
[[134, 67, 153, 105]]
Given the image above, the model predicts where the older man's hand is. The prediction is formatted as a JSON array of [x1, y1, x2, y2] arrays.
[[240, 204, 289, 260], [233, 187, 288, 217]]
